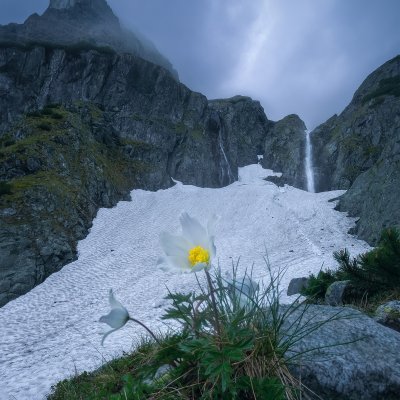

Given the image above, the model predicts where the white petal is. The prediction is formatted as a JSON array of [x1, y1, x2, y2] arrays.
[[191, 262, 208, 272], [101, 327, 119, 346], [180, 213, 208, 247], [99, 308, 129, 329], [164, 254, 191, 271], [109, 289, 124, 310], [231, 277, 259, 299], [159, 232, 190, 257], [208, 236, 217, 259]]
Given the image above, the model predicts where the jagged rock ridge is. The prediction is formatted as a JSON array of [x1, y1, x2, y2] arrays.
[[0, 0, 178, 78]]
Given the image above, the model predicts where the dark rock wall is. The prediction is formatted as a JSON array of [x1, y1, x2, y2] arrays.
[[0, 45, 273, 306], [311, 55, 400, 243], [261, 114, 307, 190]]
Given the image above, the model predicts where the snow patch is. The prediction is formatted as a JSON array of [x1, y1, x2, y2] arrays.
[[0, 164, 370, 400]]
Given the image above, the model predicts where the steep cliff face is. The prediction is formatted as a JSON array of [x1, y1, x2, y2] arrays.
[[208, 96, 274, 168], [0, 44, 274, 306], [0, 0, 178, 78], [312, 55, 400, 243], [261, 114, 307, 189]]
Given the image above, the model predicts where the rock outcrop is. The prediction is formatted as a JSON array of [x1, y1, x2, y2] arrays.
[[312, 55, 400, 244], [261, 114, 307, 189], [285, 305, 400, 400]]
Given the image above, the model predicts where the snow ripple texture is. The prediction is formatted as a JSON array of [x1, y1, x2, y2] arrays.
[[0, 164, 370, 400]]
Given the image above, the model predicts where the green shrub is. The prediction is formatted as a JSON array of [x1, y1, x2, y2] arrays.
[[37, 123, 52, 131], [41, 108, 54, 116], [0, 181, 13, 196], [0, 134, 15, 147], [335, 228, 400, 294], [27, 111, 42, 118], [301, 269, 337, 300], [50, 112, 64, 120], [49, 263, 352, 400], [302, 228, 400, 303], [362, 76, 400, 105]]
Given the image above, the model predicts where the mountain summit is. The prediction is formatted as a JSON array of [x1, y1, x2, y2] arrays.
[[0, 0, 178, 78], [49, 0, 108, 10]]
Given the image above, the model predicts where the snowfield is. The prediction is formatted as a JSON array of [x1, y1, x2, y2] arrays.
[[0, 164, 371, 400]]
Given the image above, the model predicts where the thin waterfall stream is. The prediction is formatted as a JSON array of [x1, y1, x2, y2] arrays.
[[305, 129, 315, 192], [218, 128, 235, 184]]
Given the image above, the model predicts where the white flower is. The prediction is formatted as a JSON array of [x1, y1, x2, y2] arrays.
[[159, 212, 217, 272], [228, 277, 259, 309], [99, 289, 130, 345]]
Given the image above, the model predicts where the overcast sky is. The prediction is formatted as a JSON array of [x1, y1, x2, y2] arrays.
[[1, 0, 400, 129]]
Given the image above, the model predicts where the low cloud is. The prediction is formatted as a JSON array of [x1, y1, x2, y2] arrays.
[[2, 0, 400, 129]]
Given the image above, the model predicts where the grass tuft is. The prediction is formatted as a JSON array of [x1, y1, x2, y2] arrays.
[[49, 261, 353, 399]]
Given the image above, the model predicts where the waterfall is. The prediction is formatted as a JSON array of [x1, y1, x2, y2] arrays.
[[218, 129, 235, 184], [305, 129, 315, 192]]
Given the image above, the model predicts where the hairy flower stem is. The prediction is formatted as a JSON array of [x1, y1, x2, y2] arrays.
[[129, 317, 160, 344], [205, 270, 222, 343]]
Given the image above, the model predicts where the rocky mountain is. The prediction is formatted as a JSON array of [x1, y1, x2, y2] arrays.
[[261, 114, 307, 188], [0, 0, 178, 78], [0, 0, 310, 306], [311, 55, 400, 244]]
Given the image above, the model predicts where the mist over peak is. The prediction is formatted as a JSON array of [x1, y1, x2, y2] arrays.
[[49, 0, 108, 10], [0, 0, 178, 79]]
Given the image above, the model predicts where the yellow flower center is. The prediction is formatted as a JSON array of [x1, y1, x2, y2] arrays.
[[188, 246, 210, 267]]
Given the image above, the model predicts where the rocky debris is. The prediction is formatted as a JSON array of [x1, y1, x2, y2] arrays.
[[311, 55, 400, 244], [264, 175, 286, 187], [287, 277, 309, 296], [261, 114, 308, 190], [375, 300, 400, 332], [0, 0, 178, 79], [285, 305, 400, 400], [325, 280, 353, 306]]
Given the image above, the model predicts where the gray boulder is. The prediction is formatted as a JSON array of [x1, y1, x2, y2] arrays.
[[285, 305, 400, 400], [287, 277, 309, 296], [375, 300, 400, 332], [325, 280, 352, 306]]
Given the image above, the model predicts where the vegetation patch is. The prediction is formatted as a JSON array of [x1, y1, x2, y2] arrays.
[[362, 76, 400, 105], [302, 228, 400, 312], [0, 133, 16, 148], [0, 40, 115, 56], [121, 138, 154, 151], [174, 122, 187, 135], [0, 181, 13, 197], [189, 127, 204, 141], [49, 259, 350, 400], [37, 122, 52, 131]]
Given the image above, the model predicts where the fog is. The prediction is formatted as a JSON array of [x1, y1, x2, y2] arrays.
[[1, 0, 400, 128]]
